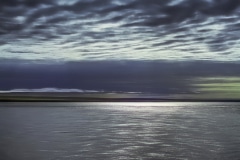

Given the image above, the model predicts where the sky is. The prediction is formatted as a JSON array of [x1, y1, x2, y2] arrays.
[[1, 0, 240, 98]]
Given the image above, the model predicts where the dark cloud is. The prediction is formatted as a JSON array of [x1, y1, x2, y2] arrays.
[[203, 0, 240, 15], [0, 0, 54, 8], [1, 0, 240, 27], [65, 0, 112, 13], [104, 0, 240, 27], [0, 22, 23, 35], [1, 60, 240, 94], [6, 49, 41, 55]]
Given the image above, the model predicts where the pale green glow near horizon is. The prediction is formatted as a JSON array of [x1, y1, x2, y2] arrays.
[[192, 77, 240, 99]]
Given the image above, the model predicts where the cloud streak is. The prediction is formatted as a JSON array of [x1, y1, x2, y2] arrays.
[[0, 88, 100, 93]]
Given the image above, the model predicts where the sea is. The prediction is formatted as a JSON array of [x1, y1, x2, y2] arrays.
[[0, 102, 240, 160]]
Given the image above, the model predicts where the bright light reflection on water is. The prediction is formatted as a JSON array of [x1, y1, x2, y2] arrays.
[[0, 102, 240, 160], [94, 102, 182, 113]]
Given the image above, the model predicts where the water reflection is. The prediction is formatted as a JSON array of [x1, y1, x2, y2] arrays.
[[96, 102, 182, 113], [0, 102, 240, 160]]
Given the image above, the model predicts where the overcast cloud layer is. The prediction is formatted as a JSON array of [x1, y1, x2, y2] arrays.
[[1, 0, 240, 61], [1, 60, 240, 94]]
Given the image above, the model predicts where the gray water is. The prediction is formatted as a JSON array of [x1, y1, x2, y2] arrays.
[[0, 102, 240, 160]]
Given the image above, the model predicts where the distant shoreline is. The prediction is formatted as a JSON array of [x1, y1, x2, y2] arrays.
[[1, 92, 240, 102]]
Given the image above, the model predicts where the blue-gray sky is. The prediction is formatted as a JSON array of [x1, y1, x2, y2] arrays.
[[1, 0, 240, 95], [1, 60, 240, 95]]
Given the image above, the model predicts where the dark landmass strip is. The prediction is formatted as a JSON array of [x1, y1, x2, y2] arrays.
[[1, 92, 240, 102]]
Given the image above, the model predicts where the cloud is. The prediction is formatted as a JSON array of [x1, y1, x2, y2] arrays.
[[0, 0, 54, 7], [1, 60, 240, 94], [1, 0, 240, 61]]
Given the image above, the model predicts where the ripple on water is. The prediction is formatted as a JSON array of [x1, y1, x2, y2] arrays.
[[0, 102, 240, 160]]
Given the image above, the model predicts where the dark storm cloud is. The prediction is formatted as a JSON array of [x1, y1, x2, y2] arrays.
[[1, 0, 240, 29], [1, 0, 240, 60], [0, 0, 54, 7], [203, 0, 240, 15], [64, 0, 112, 13], [107, 0, 240, 27], [1, 60, 240, 94]]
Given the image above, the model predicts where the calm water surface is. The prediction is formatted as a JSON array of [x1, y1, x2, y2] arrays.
[[0, 102, 240, 160]]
